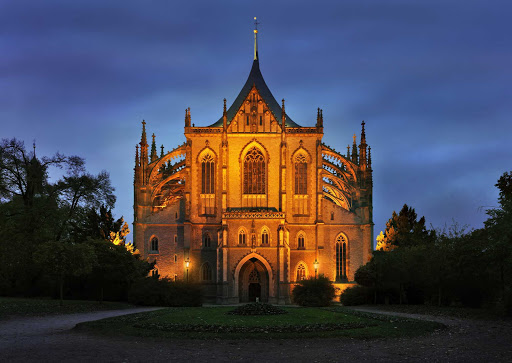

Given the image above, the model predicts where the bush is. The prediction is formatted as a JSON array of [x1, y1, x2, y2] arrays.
[[128, 277, 202, 306], [339, 286, 373, 306], [292, 275, 335, 307], [227, 302, 287, 316]]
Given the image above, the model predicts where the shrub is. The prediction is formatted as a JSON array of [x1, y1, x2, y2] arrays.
[[227, 303, 287, 316], [292, 275, 335, 307], [339, 286, 373, 306], [128, 277, 202, 306]]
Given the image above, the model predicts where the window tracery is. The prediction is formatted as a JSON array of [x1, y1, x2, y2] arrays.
[[243, 147, 265, 194], [202, 263, 212, 281], [294, 154, 307, 195], [238, 229, 247, 245], [336, 234, 348, 281], [150, 237, 159, 252], [296, 264, 306, 281]]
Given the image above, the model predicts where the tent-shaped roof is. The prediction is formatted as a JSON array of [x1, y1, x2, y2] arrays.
[[209, 58, 300, 127]]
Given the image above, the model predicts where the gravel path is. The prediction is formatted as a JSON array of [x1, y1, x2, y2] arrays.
[[0, 306, 511, 362]]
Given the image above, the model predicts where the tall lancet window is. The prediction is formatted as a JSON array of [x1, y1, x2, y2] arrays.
[[294, 154, 307, 194], [293, 153, 308, 214], [201, 153, 215, 215], [243, 147, 265, 194], [336, 234, 348, 282]]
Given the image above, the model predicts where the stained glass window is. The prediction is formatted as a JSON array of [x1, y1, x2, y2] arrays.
[[243, 148, 265, 194], [336, 234, 347, 281]]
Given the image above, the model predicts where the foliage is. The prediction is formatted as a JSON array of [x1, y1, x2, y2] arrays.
[[376, 204, 431, 251], [0, 138, 146, 303], [34, 241, 96, 304], [339, 286, 373, 306], [127, 278, 203, 307], [227, 303, 287, 316], [292, 275, 336, 307]]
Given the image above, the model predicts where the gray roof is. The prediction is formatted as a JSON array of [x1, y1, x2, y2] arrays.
[[209, 59, 300, 127]]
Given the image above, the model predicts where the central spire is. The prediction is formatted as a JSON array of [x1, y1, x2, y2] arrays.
[[254, 17, 259, 60]]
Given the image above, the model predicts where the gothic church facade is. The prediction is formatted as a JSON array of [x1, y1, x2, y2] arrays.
[[133, 28, 373, 304]]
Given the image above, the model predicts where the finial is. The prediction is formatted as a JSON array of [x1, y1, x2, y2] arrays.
[[353, 134, 356, 144], [150, 133, 157, 162], [135, 144, 139, 167], [140, 120, 147, 145], [253, 17, 260, 60], [33, 141, 36, 158], [281, 99, 286, 126], [160, 144, 164, 158], [347, 145, 351, 158], [223, 98, 227, 114]]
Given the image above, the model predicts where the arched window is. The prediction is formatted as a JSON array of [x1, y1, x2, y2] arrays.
[[202, 263, 212, 281], [151, 265, 159, 278], [243, 147, 265, 194], [201, 153, 215, 215], [204, 233, 211, 248], [298, 234, 305, 249], [238, 229, 246, 245], [336, 234, 348, 282], [201, 154, 215, 194], [150, 237, 158, 252], [294, 154, 307, 195], [296, 264, 306, 281], [261, 229, 269, 245]]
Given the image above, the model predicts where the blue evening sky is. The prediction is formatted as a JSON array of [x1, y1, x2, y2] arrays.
[[1, 0, 510, 243]]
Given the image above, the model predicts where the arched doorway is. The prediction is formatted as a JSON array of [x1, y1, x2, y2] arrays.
[[238, 257, 269, 303]]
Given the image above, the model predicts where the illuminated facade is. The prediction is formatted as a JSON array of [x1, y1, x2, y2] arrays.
[[133, 26, 373, 304]]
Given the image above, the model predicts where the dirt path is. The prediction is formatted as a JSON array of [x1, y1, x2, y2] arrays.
[[0, 306, 511, 362]]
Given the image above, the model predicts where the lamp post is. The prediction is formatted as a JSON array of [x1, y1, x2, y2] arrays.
[[185, 258, 190, 282], [313, 259, 319, 279]]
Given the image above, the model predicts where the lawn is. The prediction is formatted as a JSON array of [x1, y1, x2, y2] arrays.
[[0, 297, 133, 320], [76, 305, 445, 340]]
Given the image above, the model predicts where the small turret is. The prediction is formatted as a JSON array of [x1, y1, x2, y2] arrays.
[[358, 121, 367, 171], [281, 99, 286, 130], [351, 134, 358, 164], [150, 134, 157, 162], [185, 108, 191, 127], [139, 120, 149, 167], [223, 98, 227, 131]]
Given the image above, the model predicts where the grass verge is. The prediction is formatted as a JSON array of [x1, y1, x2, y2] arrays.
[[0, 297, 133, 320], [76, 305, 444, 340]]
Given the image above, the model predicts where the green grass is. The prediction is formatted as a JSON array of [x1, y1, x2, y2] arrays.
[[0, 297, 133, 320], [76, 305, 445, 340]]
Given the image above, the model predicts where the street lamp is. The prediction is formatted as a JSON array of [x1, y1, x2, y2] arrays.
[[313, 259, 319, 279], [185, 258, 190, 282]]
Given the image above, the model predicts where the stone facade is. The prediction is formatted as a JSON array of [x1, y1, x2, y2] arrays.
[[133, 34, 373, 304]]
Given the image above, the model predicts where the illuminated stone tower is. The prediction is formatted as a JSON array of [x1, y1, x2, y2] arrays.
[[133, 20, 373, 304]]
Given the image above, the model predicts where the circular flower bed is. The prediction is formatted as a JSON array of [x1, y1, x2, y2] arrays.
[[227, 303, 288, 316]]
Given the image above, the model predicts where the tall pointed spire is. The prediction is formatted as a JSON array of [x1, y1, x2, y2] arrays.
[[359, 120, 367, 170], [351, 134, 358, 164], [368, 146, 372, 171], [150, 133, 157, 162], [253, 17, 259, 60], [140, 120, 147, 146], [135, 145, 139, 167], [281, 98, 286, 128]]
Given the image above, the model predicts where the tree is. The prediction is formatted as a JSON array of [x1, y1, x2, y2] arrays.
[[376, 204, 430, 250], [34, 241, 96, 305], [484, 172, 512, 308]]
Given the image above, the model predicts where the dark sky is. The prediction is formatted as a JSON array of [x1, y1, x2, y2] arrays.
[[2, 0, 510, 243]]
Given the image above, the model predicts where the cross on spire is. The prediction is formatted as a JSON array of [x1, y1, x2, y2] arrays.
[[253, 17, 260, 60]]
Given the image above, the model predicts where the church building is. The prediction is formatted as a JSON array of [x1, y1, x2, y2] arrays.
[[133, 23, 373, 304]]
